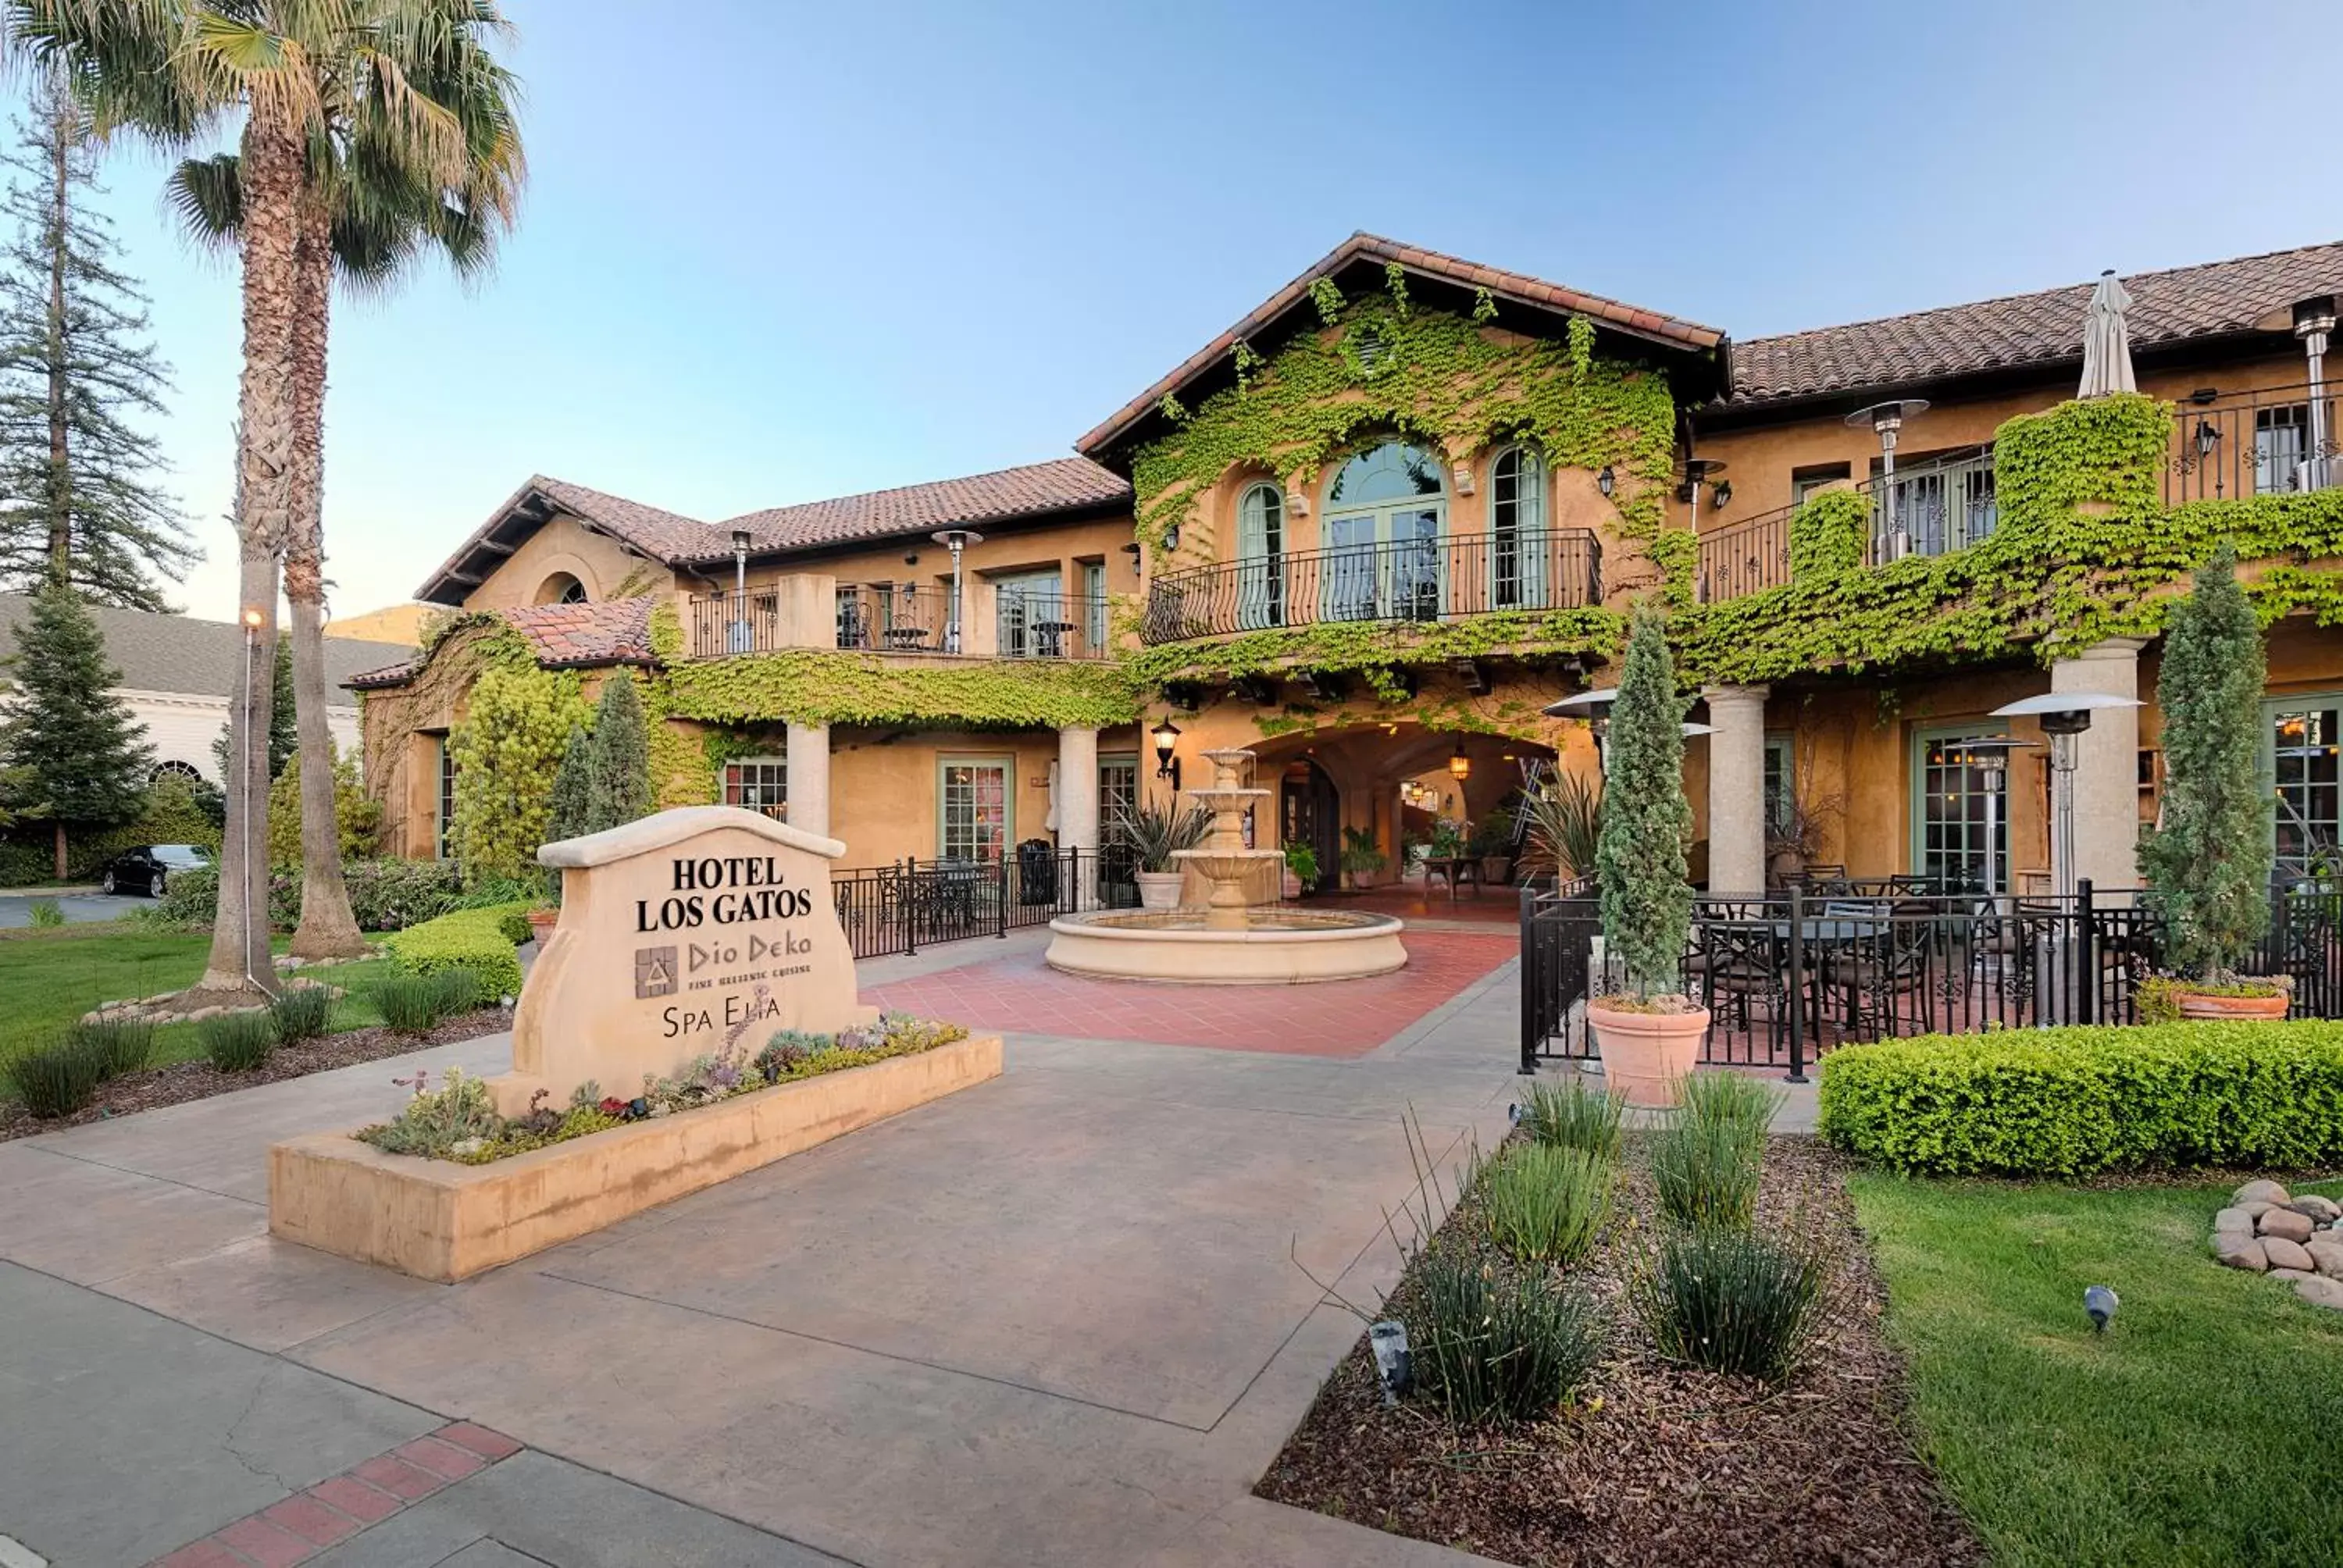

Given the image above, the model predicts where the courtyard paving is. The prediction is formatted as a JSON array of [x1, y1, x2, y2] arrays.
[[0, 927, 1528, 1567]]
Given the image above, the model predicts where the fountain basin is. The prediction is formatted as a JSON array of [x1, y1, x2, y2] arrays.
[[1045, 909, 1407, 985]]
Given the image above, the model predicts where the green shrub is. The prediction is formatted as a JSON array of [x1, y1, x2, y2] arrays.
[[1632, 1225, 1828, 1382], [1650, 1072, 1778, 1228], [373, 974, 449, 1035], [1819, 1020, 2343, 1176], [495, 907, 535, 946], [149, 857, 464, 932], [26, 897, 62, 928], [2, 1033, 110, 1116], [1407, 1249, 1600, 1424], [268, 986, 333, 1043], [1478, 1142, 1611, 1264], [1518, 1078, 1624, 1160], [381, 903, 527, 1000], [69, 1017, 154, 1078], [200, 1010, 277, 1072], [356, 1066, 503, 1158]]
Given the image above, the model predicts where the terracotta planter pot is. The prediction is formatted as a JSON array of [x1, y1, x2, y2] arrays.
[[1482, 854, 1514, 886], [1588, 1000, 1712, 1107], [1135, 871, 1185, 913], [2175, 988, 2290, 1021], [524, 907, 560, 946]]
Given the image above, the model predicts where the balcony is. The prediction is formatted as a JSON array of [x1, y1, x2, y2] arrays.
[[2166, 382, 2341, 503], [1140, 529, 1602, 646], [685, 581, 1114, 661], [1695, 447, 1998, 604]]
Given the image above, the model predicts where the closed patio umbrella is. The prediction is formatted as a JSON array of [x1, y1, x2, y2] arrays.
[[2078, 269, 2138, 397]]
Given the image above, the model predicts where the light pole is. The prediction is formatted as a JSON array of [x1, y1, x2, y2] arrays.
[[931, 529, 983, 653], [238, 606, 265, 992]]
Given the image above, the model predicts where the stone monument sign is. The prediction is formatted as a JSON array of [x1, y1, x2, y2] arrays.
[[492, 806, 873, 1114]]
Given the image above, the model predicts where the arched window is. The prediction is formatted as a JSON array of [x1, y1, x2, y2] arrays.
[[1235, 482, 1285, 628], [151, 759, 205, 786], [1321, 440, 1445, 622], [534, 572, 587, 606], [1489, 446, 1548, 608]]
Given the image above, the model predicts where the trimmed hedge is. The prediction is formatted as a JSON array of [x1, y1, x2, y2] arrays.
[[155, 857, 464, 932], [381, 902, 529, 1000], [1818, 1021, 2343, 1176]]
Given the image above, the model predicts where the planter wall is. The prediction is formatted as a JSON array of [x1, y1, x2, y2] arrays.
[[269, 1032, 1002, 1281]]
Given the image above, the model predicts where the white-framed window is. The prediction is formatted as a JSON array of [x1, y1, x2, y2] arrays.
[[1322, 440, 1446, 622], [722, 756, 788, 820], [994, 568, 1066, 659], [1489, 444, 1547, 608], [2266, 693, 2342, 875], [435, 734, 458, 860], [939, 755, 1012, 863], [1911, 725, 2009, 893], [1792, 466, 1850, 506], [1235, 481, 1286, 629], [1082, 560, 1107, 652], [1763, 734, 1795, 833]]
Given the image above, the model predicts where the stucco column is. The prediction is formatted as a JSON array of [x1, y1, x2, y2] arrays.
[[786, 721, 831, 841], [2049, 638, 2145, 896], [1057, 725, 1100, 908], [1702, 685, 1770, 895]]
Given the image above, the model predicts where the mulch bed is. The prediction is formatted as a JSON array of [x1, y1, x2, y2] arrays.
[[1255, 1134, 1985, 1567], [0, 1008, 511, 1143]]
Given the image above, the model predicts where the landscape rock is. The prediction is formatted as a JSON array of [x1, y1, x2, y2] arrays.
[[2295, 1275, 2343, 1311], [2262, 1235, 2316, 1272], [2213, 1206, 2257, 1234], [2271, 1268, 2313, 1282], [2237, 1200, 2278, 1220], [2214, 1235, 2269, 1272], [2234, 1179, 2291, 1206], [2287, 1195, 2341, 1222], [2306, 1239, 2343, 1278], [2257, 1207, 2316, 1244]]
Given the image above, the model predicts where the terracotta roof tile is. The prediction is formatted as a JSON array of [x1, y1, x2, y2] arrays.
[[709, 457, 1129, 558], [503, 595, 658, 666], [1728, 240, 2343, 405], [1076, 232, 1723, 458]]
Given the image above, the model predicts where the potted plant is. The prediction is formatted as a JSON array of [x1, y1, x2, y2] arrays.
[[1339, 825, 1388, 890], [1282, 843, 1319, 899], [1519, 767, 1600, 886], [2138, 543, 2285, 1017], [1425, 816, 1468, 863], [523, 901, 559, 946], [1587, 603, 1710, 1106], [1470, 807, 1516, 884], [1116, 800, 1214, 912]]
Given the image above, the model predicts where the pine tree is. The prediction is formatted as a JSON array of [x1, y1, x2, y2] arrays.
[[1596, 602, 1693, 998], [0, 579, 149, 876], [2139, 543, 2271, 978], [583, 670, 652, 834], [0, 71, 195, 608]]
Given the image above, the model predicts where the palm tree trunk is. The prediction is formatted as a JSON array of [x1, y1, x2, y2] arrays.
[[287, 198, 365, 959], [198, 117, 303, 1000]]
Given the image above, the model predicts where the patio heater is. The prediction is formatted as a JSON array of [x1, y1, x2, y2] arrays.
[[1847, 399, 1931, 560], [931, 529, 983, 652], [1542, 688, 1711, 772], [729, 527, 752, 654], [1938, 736, 2041, 901], [1678, 458, 1727, 517], [2294, 294, 2338, 491], [1990, 692, 2144, 897]]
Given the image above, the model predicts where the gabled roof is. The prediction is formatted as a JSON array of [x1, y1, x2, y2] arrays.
[[344, 595, 661, 692], [1728, 239, 2343, 408], [0, 594, 411, 702], [706, 458, 1129, 561], [1076, 232, 1727, 461], [415, 476, 726, 605]]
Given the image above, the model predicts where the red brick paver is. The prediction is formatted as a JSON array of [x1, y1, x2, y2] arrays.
[[145, 1422, 525, 1566], [865, 930, 1514, 1057]]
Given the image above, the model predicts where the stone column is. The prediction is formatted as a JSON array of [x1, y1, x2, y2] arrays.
[[1702, 685, 1771, 895], [1057, 725, 1100, 909], [786, 721, 831, 840], [2049, 638, 2145, 896]]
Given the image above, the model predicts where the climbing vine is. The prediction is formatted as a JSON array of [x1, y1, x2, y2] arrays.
[[1785, 490, 1868, 579], [1121, 298, 1678, 567], [662, 649, 1140, 730], [1125, 605, 1620, 689]]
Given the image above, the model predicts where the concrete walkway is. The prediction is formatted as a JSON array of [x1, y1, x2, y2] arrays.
[[0, 941, 1528, 1566]]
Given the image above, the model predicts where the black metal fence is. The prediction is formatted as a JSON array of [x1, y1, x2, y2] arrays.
[[832, 846, 1137, 961], [2166, 383, 2342, 504], [1695, 504, 1794, 602], [1520, 877, 2343, 1077], [1142, 529, 1601, 645]]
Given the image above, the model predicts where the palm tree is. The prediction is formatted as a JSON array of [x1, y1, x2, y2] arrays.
[[167, 62, 518, 958], [7, 1, 519, 996]]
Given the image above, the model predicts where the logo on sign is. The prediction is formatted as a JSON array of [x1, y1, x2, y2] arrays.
[[633, 946, 679, 999]]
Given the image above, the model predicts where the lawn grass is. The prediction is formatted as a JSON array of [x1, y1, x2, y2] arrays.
[[0, 922, 403, 1074], [1850, 1171, 2343, 1568]]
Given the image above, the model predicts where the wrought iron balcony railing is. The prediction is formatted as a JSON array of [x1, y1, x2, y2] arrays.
[[1139, 528, 1601, 646], [686, 583, 1114, 660], [1860, 447, 1998, 564], [1695, 503, 1795, 603], [2166, 382, 2342, 503]]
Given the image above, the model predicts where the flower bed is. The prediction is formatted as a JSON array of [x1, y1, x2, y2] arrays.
[[355, 1013, 967, 1164]]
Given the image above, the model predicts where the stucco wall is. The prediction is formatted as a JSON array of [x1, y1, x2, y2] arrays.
[[462, 514, 674, 611]]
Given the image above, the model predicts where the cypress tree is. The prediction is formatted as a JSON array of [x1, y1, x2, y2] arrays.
[[2138, 543, 2271, 978], [1596, 602, 1693, 998], [0, 579, 149, 876], [542, 723, 592, 901], [583, 669, 652, 834], [0, 71, 195, 608]]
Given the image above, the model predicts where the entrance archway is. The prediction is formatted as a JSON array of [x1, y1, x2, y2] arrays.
[[1279, 757, 1339, 894]]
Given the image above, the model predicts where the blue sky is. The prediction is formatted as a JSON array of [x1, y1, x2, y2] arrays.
[[73, 0, 2335, 623]]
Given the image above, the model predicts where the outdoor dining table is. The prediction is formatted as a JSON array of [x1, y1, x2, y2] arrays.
[[1766, 911, 1890, 1040], [1030, 619, 1075, 657], [882, 626, 931, 651]]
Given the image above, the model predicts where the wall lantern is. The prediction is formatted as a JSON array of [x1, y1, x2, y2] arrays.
[[1121, 541, 1143, 572], [2195, 419, 2221, 458], [1712, 479, 1734, 509], [1596, 465, 1615, 498], [1161, 523, 1181, 553], [1150, 717, 1182, 788], [1448, 745, 1471, 781]]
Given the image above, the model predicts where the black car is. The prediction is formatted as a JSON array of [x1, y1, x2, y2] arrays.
[[101, 843, 212, 897]]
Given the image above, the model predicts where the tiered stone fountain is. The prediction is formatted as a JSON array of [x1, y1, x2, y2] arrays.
[[1046, 747, 1407, 984]]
